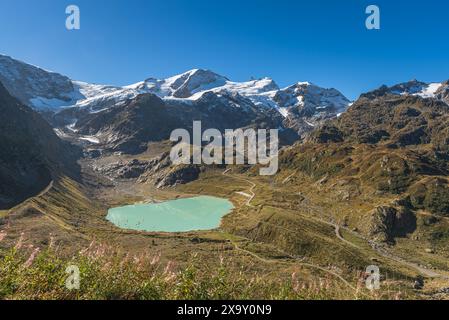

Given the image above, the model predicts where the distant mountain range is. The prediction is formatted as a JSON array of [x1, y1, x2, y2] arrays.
[[361, 79, 449, 103], [2, 54, 449, 151], [0, 54, 351, 143], [1, 52, 449, 251]]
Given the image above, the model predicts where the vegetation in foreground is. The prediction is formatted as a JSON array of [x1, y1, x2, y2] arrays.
[[0, 231, 409, 300]]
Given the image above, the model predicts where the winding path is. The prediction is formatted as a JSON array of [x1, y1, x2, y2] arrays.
[[7, 180, 54, 215], [229, 236, 358, 292], [224, 169, 449, 280], [331, 222, 445, 279], [307, 204, 447, 279], [223, 169, 256, 207], [222, 169, 361, 291]]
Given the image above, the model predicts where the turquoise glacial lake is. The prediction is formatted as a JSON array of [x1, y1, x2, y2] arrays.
[[106, 196, 234, 232]]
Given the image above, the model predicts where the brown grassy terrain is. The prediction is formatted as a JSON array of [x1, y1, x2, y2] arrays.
[[2, 129, 449, 299]]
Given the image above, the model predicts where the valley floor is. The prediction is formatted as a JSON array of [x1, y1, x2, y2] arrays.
[[1, 150, 449, 300]]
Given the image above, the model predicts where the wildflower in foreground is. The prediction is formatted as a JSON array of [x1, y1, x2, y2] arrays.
[[163, 261, 177, 282], [394, 291, 403, 300], [291, 272, 300, 293], [164, 261, 175, 275], [14, 232, 25, 250], [150, 252, 161, 266], [24, 247, 41, 268], [49, 233, 55, 249], [79, 240, 95, 256]]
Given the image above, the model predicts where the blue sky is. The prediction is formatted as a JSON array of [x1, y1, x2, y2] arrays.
[[1, 0, 449, 100]]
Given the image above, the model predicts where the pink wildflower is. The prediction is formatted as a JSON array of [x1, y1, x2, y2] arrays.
[[163, 261, 175, 275], [49, 233, 55, 249], [14, 232, 25, 250], [150, 252, 161, 265], [24, 247, 40, 268]]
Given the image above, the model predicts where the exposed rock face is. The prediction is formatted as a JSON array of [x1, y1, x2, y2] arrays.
[[303, 88, 449, 198], [162, 69, 228, 99], [368, 206, 416, 243], [0, 55, 351, 142], [69, 94, 184, 154], [308, 124, 344, 143], [409, 178, 449, 217], [155, 166, 201, 188], [131, 69, 228, 99], [113, 160, 151, 180], [360, 79, 449, 104], [55, 91, 291, 154], [0, 54, 77, 109], [93, 158, 158, 180], [279, 81, 449, 244], [91, 151, 201, 188], [275, 82, 350, 129], [322, 95, 449, 149], [0, 82, 80, 209]]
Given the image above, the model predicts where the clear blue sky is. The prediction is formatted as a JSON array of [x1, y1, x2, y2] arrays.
[[1, 0, 449, 99]]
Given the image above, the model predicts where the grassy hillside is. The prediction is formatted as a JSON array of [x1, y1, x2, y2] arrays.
[[0, 235, 411, 300]]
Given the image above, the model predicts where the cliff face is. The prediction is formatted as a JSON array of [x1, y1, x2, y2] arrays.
[[0, 54, 77, 110], [0, 82, 80, 209]]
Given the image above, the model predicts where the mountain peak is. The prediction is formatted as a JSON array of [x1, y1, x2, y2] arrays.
[[168, 69, 228, 98], [386, 80, 444, 100], [0, 54, 351, 126], [184, 68, 220, 76], [296, 81, 313, 87], [0, 54, 76, 109]]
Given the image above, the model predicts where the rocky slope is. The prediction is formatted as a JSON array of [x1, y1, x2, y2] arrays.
[[0, 82, 80, 209], [364, 79, 449, 103], [54, 90, 291, 154], [278, 81, 449, 244], [0, 54, 80, 110], [310, 83, 449, 151], [0, 55, 350, 140]]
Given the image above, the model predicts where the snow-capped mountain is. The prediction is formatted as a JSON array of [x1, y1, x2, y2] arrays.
[[0, 53, 354, 151], [128, 69, 229, 99], [127, 69, 350, 121], [362, 79, 449, 105], [390, 80, 443, 97], [0, 54, 81, 109], [273, 82, 350, 121], [0, 54, 350, 120]]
